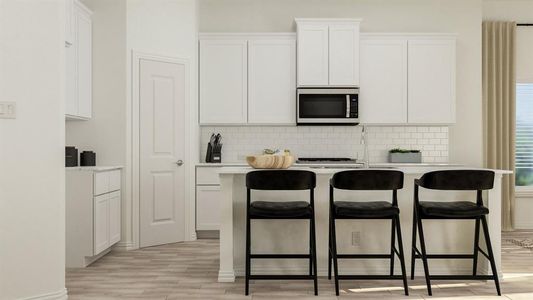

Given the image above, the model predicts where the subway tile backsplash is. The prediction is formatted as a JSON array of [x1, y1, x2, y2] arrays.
[[200, 126, 449, 163]]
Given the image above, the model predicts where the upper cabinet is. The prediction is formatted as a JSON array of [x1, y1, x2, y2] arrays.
[[199, 34, 296, 125], [360, 34, 456, 125], [200, 39, 248, 124], [66, 0, 92, 120], [407, 38, 456, 124], [248, 39, 296, 124], [296, 19, 361, 87], [360, 37, 408, 124]]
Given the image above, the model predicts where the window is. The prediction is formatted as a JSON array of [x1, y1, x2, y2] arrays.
[[516, 83, 533, 186]]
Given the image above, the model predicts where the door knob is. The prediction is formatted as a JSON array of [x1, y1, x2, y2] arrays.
[[176, 160, 184, 166]]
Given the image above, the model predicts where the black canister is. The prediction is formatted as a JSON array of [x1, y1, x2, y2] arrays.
[[65, 146, 78, 167], [80, 151, 96, 166]]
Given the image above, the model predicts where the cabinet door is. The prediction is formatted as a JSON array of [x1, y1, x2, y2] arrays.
[[108, 191, 121, 245], [360, 39, 408, 124], [196, 186, 221, 230], [200, 39, 247, 124], [65, 0, 75, 46], [408, 39, 456, 124], [65, 41, 78, 116], [94, 194, 109, 255], [297, 23, 329, 86], [329, 23, 360, 86], [76, 8, 92, 119], [248, 39, 296, 124]]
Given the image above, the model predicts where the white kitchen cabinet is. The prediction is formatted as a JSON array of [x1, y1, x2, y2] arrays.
[[296, 23, 329, 86], [65, 0, 75, 47], [108, 191, 122, 245], [200, 39, 248, 124], [248, 39, 296, 124], [94, 194, 109, 254], [360, 38, 408, 124], [196, 186, 221, 231], [66, 0, 92, 120], [66, 167, 122, 267], [407, 38, 456, 124], [296, 19, 361, 87], [196, 166, 221, 231], [328, 23, 360, 86]]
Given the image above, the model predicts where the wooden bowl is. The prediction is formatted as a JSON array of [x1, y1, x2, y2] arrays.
[[246, 155, 295, 169]]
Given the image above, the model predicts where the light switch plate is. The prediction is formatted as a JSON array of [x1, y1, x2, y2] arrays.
[[0, 102, 16, 119]]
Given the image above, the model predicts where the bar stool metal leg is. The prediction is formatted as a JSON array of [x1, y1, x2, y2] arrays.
[[395, 215, 409, 295], [390, 217, 396, 276], [481, 215, 501, 296], [410, 205, 418, 280], [416, 211, 432, 296], [328, 214, 332, 280], [472, 218, 481, 276], [311, 212, 318, 295], [245, 210, 251, 295], [331, 216, 340, 296]]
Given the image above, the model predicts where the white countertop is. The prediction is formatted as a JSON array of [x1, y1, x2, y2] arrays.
[[66, 166, 123, 172], [216, 165, 512, 175]]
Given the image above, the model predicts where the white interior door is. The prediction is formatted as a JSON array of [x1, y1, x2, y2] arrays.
[[139, 58, 187, 248]]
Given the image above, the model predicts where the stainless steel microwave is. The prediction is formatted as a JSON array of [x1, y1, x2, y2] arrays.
[[297, 88, 359, 125]]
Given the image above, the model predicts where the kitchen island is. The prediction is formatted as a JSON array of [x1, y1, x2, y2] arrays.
[[217, 165, 512, 283]]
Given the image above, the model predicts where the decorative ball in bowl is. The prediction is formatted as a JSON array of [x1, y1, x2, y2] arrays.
[[246, 155, 295, 169]]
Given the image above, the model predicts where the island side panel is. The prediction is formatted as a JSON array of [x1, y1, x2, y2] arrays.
[[487, 173, 503, 279], [218, 174, 236, 282]]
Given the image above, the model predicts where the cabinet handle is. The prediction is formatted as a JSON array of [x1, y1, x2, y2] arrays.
[[176, 160, 184, 166]]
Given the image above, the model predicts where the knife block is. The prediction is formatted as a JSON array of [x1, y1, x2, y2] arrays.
[[205, 142, 222, 163]]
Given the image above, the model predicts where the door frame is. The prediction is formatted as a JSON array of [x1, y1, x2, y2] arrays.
[[130, 51, 197, 249]]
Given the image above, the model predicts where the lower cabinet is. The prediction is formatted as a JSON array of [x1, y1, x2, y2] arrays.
[[196, 186, 221, 230], [66, 167, 122, 267], [196, 166, 221, 231], [94, 191, 121, 254]]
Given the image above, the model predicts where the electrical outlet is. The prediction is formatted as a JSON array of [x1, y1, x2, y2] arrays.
[[351, 231, 361, 247], [0, 101, 16, 119]]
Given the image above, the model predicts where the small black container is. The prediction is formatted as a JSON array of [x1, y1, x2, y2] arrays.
[[80, 151, 96, 166], [65, 146, 78, 167]]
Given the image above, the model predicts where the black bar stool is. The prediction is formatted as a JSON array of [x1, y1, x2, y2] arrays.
[[328, 170, 409, 296], [410, 170, 501, 296], [245, 170, 318, 296]]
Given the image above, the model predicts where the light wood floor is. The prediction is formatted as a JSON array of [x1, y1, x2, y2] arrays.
[[66, 231, 533, 299]]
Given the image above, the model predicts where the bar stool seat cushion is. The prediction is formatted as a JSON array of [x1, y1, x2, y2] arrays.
[[249, 201, 312, 218], [419, 201, 489, 218], [334, 201, 399, 218]]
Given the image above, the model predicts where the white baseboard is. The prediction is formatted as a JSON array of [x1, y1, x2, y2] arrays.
[[20, 288, 67, 300], [114, 241, 136, 251]]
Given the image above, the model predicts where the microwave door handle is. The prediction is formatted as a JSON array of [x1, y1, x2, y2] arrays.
[[346, 95, 350, 118]]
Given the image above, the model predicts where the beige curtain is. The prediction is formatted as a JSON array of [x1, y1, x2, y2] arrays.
[[482, 21, 516, 231]]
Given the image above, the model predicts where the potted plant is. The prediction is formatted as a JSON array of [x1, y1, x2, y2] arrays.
[[389, 148, 422, 163]]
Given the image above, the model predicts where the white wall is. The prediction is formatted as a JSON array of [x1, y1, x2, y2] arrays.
[[483, 0, 533, 229], [199, 0, 484, 167], [126, 0, 199, 245], [0, 1, 66, 299]]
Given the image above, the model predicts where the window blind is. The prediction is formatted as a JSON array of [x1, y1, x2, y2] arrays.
[[516, 83, 533, 186]]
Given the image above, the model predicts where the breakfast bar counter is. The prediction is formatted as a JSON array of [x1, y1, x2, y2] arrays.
[[217, 165, 512, 283]]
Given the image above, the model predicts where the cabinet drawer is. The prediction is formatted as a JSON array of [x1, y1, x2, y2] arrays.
[[94, 169, 121, 196], [196, 167, 220, 185]]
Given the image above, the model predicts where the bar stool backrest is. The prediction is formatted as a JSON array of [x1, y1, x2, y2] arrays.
[[246, 170, 316, 191], [330, 170, 404, 191], [417, 170, 495, 191]]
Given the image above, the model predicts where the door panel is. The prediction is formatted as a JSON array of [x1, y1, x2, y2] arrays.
[[109, 191, 121, 245], [329, 23, 360, 86], [199, 40, 247, 124], [360, 38, 408, 124], [76, 10, 92, 118], [248, 39, 296, 124], [140, 58, 186, 247], [408, 39, 456, 124], [94, 194, 109, 254], [297, 24, 329, 86]]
